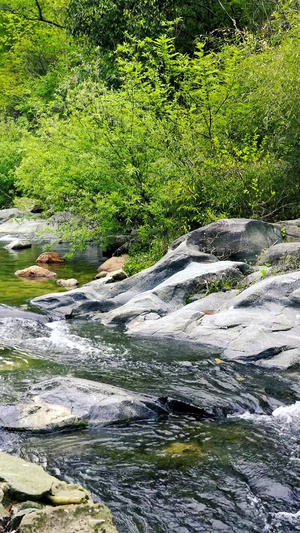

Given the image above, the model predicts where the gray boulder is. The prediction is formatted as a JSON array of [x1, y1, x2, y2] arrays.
[[0, 208, 25, 223], [129, 272, 300, 369], [170, 218, 282, 263], [0, 377, 223, 432], [32, 238, 250, 318], [0, 217, 49, 239], [258, 242, 300, 266], [31, 243, 221, 316], [99, 261, 246, 326], [4, 239, 32, 250]]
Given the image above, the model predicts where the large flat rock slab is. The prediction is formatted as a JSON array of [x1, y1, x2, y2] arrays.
[[20, 502, 117, 533], [0, 377, 169, 431], [31, 244, 221, 316], [99, 261, 246, 326], [129, 272, 300, 369], [0, 377, 223, 432]]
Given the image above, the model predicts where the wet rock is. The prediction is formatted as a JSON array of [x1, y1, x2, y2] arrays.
[[15, 266, 57, 279], [0, 377, 169, 431], [57, 279, 79, 289], [0, 377, 222, 432], [258, 242, 300, 266], [4, 239, 32, 250], [37, 252, 64, 264], [98, 254, 129, 273], [0, 304, 49, 323], [170, 218, 282, 263]]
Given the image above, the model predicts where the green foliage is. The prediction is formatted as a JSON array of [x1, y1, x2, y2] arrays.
[[1, 0, 300, 257], [205, 276, 239, 294], [66, 0, 279, 55], [0, 118, 22, 206]]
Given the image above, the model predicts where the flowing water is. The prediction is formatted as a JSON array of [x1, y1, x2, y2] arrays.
[[0, 241, 300, 532]]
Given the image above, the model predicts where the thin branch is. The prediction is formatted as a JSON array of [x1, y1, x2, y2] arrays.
[[8, 0, 64, 29]]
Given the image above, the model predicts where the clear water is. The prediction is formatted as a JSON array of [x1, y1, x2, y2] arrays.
[[0, 241, 300, 532]]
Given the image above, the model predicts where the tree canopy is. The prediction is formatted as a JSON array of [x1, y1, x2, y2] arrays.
[[0, 0, 300, 265]]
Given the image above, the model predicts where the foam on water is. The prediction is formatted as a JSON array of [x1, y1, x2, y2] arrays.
[[0, 316, 103, 359], [272, 401, 300, 428], [229, 401, 300, 441]]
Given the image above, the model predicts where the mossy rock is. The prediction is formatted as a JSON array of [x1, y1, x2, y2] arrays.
[[163, 442, 205, 456]]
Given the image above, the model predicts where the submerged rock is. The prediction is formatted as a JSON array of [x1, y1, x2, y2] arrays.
[[15, 266, 57, 279], [0, 377, 223, 432], [37, 252, 64, 263]]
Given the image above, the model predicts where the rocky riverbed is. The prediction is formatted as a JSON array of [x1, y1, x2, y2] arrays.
[[2, 215, 300, 531], [32, 218, 300, 370]]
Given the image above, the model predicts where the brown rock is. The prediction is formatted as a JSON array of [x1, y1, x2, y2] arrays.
[[97, 254, 128, 273], [15, 266, 57, 279], [37, 252, 64, 264]]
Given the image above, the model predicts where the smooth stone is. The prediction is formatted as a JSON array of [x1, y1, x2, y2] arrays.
[[4, 239, 32, 250], [170, 218, 282, 263], [31, 244, 220, 316], [57, 279, 79, 288], [258, 242, 300, 265], [48, 481, 90, 506], [129, 272, 300, 368], [95, 271, 108, 279], [98, 254, 129, 273], [0, 376, 223, 432], [15, 266, 57, 279], [0, 208, 25, 222]]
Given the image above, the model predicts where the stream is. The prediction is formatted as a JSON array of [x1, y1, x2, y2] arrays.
[[0, 241, 300, 532]]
